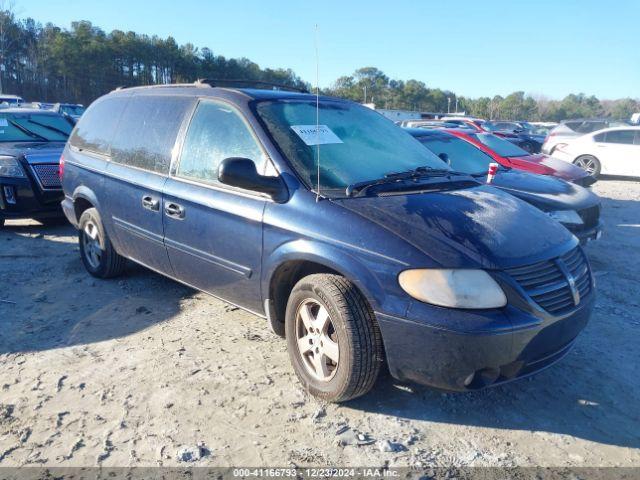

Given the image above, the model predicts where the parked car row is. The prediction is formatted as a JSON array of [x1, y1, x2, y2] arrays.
[[407, 113, 640, 180], [0, 94, 85, 123]]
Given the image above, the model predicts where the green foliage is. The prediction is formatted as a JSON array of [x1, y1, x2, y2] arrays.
[[0, 12, 308, 104], [324, 67, 455, 112], [0, 7, 637, 121]]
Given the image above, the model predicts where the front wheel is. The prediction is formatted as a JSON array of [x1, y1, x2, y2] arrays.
[[78, 208, 126, 278], [573, 155, 601, 177], [285, 274, 383, 402]]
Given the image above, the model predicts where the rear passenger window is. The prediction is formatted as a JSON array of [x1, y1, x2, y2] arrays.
[[603, 130, 635, 145], [110, 95, 194, 174], [176, 100, 266, 185], [69, 97, 128, 155]]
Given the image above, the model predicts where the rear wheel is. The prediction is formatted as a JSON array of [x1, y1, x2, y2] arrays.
[[78, 208, 126, 278], [573, 155, 601, 177], [285, 274, 383, 402]]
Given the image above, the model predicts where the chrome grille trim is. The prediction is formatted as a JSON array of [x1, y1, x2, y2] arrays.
[[506, 247, 592, 315]]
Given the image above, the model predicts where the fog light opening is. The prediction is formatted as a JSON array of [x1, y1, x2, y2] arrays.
[[3, 186, 16, 205], [463, 372, 475, 387]]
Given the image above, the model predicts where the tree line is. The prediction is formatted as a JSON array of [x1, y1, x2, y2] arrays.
[[325, 67, 640, 122], [1, 8, 638, 121]]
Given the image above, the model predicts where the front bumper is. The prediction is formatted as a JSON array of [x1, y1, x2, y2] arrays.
[[0, 175, 64, 221], [61, 196, 80, 228], [376, 292, 594, 391], [567, 221, 602, 245]]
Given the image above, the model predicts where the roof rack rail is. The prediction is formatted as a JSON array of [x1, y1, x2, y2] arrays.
[[111, 83, 201, 93], [195, 78, 309, 94]]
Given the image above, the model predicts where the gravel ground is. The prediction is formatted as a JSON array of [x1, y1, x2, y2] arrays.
[[0, 179, 639, 468]]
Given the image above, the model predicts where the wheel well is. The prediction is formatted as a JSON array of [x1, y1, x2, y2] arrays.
[[269, 260, 341, 327], [73, 197, 94, 223]]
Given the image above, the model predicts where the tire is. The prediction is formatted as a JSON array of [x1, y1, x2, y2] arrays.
[[285, 273, 383, 402], [78, 208, 126, 278], [573, 155, 601, 178]]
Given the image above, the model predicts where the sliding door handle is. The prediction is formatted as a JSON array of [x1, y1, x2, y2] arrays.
[[165, 202, 185, 219]]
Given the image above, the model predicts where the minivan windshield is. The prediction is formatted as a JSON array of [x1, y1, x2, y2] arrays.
[[0, 112, 72, 142], [256, 100, 448, 192], [468, 133, 530, 157]]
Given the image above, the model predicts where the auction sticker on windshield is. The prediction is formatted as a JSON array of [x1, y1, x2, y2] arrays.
[[291, 125, 343, 146]]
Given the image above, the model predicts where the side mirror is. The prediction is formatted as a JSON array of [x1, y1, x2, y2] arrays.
[[438, 152, 451, 165], [218, 157, 287, 202]]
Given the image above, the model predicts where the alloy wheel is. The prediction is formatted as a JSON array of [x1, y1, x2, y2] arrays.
[[575, 157, 597, 175], [295, 299, 340, 381], [82, 220, 102, 269]]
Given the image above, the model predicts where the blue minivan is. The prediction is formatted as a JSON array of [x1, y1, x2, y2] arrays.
[[61, 82, 595, 402]]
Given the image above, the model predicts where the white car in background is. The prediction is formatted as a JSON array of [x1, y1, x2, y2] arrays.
[[542, 119, 627, 154], [552, 126, 640, 178]]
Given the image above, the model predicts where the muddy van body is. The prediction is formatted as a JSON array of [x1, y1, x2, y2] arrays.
[[61, 83, 595, 401]]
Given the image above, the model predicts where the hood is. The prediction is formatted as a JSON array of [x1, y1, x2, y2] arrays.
[[489, 170, 599, 211], [1, 142, 65, 165], [334, 185, 576, 270], [508, 153, 589, 181]]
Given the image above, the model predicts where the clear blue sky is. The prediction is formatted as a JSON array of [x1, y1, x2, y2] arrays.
[[17, 0, 640, 99]]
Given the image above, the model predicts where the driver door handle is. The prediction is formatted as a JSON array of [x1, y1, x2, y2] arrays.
[[141, 195, 160, 211], [165, 202, 185, 219]]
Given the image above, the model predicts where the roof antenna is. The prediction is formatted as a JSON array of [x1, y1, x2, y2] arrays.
[[314, 23, 321, 202]]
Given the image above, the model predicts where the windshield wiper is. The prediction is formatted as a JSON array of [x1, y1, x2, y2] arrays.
[[345, 166, 469, 197], [27, 119, 69, 138], [8, 120, 49, 142]]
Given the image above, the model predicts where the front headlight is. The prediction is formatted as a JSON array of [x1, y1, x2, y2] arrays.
[[547, 210, 583, 225], [0, 156, 25, 178], [398, 269, 507, 309]]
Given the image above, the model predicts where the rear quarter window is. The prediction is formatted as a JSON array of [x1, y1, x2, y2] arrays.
[[110, 95, 195, 174], [69, 97, 128, 155], [601, 129, 636, 145]]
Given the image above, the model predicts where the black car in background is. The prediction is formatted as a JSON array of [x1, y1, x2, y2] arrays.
[[483, 120, 546, 154], [0, 109, 72, 227], [407, 128, 602, 243]]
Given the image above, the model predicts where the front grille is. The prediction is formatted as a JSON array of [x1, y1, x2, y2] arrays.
[[505, 247, 592, 315], [31, 164, 61, 189], [577, 205, 600, 229]]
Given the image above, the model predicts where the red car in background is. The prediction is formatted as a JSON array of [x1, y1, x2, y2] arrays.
[[444, 129, 595, 186]]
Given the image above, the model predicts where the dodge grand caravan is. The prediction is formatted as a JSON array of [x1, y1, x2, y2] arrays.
[[61, 82, 595, 402]]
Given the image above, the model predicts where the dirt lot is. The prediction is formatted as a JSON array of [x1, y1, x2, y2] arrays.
[[1, 179, 639, 468]]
